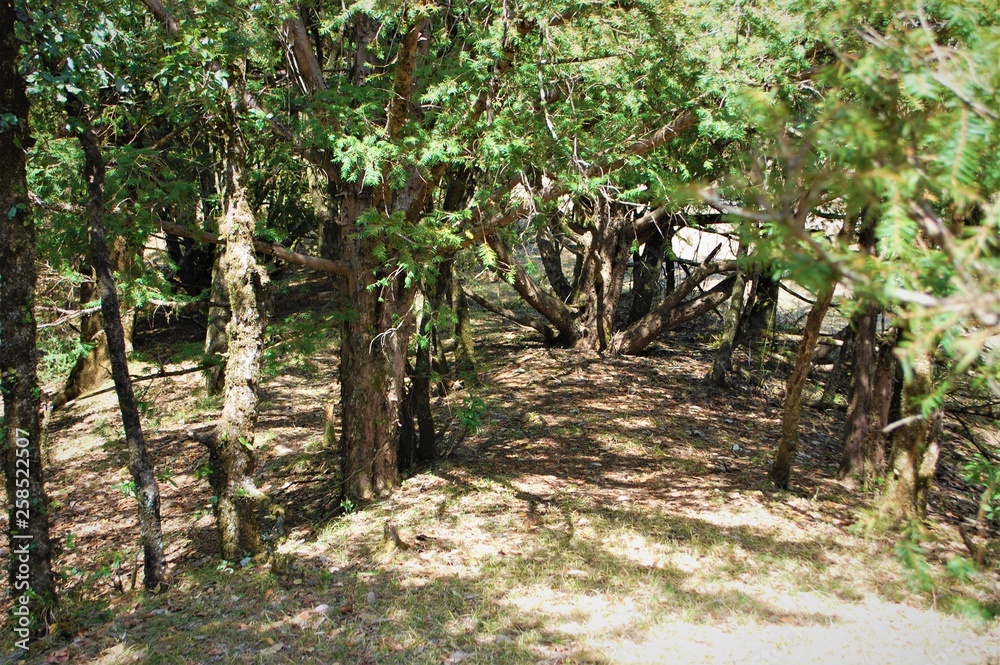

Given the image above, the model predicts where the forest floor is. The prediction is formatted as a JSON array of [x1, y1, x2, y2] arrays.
[[3, 272, 1000, 664]]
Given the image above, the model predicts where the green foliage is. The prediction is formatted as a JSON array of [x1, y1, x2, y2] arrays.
[[963, 454, 1000, 522], [458, 397, 486, 434]]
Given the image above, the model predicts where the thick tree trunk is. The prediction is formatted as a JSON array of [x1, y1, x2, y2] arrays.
[[0, 4, 58, 633], [339, 247, 412, 501], [204, 248, 229, 395], [769, 286, 835, 490], [709, 242, 748, 387], [206, 121, 267, 560], [75, 109, 166, 590], [837, 305, 878, 484], [881, 348, 940, 522]]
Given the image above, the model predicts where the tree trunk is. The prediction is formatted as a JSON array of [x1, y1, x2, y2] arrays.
[[536, 225, 572, 301], [837, 305, 878, 484], [338, 245, 412, 501], [709, 242, 748, 387], [205, 119, 267, 560], [0, 3, 58, 633], [881, 347, 940, 522], [450, 263, 476, 373], [52, 259, 137, 410], [399, 293, 435, 472], [610, 258, 736, 355], [742, 272, 779, 345], [769, 286, 835, 490], [204, 248, 229, 395], [627, 230, 665, 326], [74, 108, 166, 590], [863, 328, 899, 477], [818, 326, 855, 408]]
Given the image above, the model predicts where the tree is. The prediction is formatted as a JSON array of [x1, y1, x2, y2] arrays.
[[0, 0, 57, 636], [701, 0, 1000, 503], [22, 3, 170, 589]]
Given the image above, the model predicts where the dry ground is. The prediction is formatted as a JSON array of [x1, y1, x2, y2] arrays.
[[2, 278, 1000, 664]]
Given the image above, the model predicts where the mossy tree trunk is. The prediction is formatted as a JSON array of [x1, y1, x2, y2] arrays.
[[881, 347, 940, 522], [206, 114, 268, 560], [0, 3, 58, 631]]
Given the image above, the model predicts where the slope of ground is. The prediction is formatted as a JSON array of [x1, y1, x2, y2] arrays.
[[2, 287, 999, 664]]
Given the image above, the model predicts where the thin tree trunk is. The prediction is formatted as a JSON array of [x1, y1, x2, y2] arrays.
[[52, 262, 138, 409], [0, 3, 58, 632], [413, 319, 436, 463], [400, 292, 435, 471], [881, 347, 940, 522], [709, 242, 748, 387], [204, 248, 229, 395], [537, 225, 573, 301], [206, 118, 267, 560], [451, 263, 476, 372], [769, 286, 835, 490], [74, 107, 166, 590]]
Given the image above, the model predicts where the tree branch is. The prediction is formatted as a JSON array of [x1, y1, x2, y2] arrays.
[[461, 285, 555, 341], [158, 221, 351, 277]]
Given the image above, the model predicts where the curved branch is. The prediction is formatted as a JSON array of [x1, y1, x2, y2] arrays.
[[611, 257, 737, 355]]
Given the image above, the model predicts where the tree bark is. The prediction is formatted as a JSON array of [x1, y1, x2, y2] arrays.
[[742, 272, 779, 344], [818, 326, 855, 408], [837, 305, 878, 483], [450, 263, 476, 372], [536, 225, 573, 301], [52, 257, 137, 410], [881, 347, 940, 522], [205, 117, 267, 560], [862, 328, 899, 477], [769, 286, 835, 489], [610, 258, 737, 355], [338, 242, 412, 501], [204, 248, 229, 395], [0, 2, 58, 632], [709, 242, 748, 387], [73, 107, 166, 590]]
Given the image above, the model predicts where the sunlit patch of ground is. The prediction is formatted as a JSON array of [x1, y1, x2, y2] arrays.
[[2, 287, 999, 664]]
